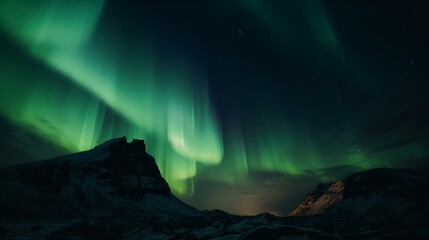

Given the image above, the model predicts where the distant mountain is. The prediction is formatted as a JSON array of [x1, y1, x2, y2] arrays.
[[289, 168, 429, 217], [0, 138, 428, 239], [287, 168, 429, 239]]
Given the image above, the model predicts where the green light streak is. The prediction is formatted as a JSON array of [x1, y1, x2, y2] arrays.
[[199, 122, 248, 185], [0, 0, 104, 52], [245, 122, 322, 175]]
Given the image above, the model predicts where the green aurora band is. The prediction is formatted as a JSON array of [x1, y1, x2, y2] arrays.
[[1, 0, 428, 213], [0, 0, 223, 195]]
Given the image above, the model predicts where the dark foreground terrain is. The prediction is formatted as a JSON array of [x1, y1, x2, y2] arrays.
[[1, 137, 428, 239]]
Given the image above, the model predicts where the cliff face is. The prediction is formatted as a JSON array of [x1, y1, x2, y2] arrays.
[[0, 137, 197, 217]]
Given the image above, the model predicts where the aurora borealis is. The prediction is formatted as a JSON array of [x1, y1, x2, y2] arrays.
[[1, 0, 428, 215]]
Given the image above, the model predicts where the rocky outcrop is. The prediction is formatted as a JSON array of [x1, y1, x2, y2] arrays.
[[289, 180, 344, 216], [289, 168, 429, 216]]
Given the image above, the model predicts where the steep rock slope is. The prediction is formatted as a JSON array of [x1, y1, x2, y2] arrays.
[[0, 137, 197, 217]]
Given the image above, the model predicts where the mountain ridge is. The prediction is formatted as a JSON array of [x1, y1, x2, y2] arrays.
[[289, 167, 429, 217], [0, 138, 428, 239]]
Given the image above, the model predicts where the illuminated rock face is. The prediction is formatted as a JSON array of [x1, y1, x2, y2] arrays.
[[289, 180, 344, 216], [0, 137, 197, 217], [289, 168, 429, 217]]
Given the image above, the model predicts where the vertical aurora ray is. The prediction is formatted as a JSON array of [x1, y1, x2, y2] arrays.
[[199, 119, 249, 185], [167, 87, 223, 165]]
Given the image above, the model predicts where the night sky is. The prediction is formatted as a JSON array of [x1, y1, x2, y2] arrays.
[[1, 0, 428, 215]]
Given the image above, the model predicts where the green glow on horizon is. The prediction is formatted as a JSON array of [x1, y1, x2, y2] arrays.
[[244, 121, 322, 174]]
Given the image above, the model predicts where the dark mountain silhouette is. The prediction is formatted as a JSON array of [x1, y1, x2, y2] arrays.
[[0, 138, 428, 239], [0, 137, 197, 218]]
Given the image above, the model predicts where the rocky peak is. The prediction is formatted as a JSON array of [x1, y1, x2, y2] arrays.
[[0, 137, 186, 218], [107, 137, 147, 155], [98, 137, 162, 178], [94, 137, 170, 199], [289, 168, 429, 217], [288, 180, 344, 216]]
